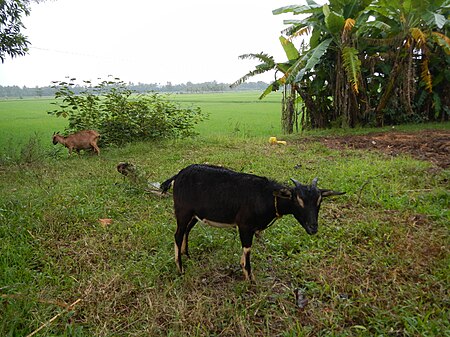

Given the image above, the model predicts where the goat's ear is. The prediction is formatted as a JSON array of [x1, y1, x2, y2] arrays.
[[274, 188, 292, 199], [321, 189, 346, 197]]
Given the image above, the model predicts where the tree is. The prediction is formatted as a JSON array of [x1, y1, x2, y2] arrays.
[[230, 47, 301, 133], [277, 0, 450, 127], [233, 1, 370, 131], [234, 0, 449, 131], [273, 0, 372, 128], [363, 0, 450, 125], [0, 0, 44, 63]]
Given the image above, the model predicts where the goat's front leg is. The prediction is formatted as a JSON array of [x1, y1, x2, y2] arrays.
[[238, 227, 255, 281]]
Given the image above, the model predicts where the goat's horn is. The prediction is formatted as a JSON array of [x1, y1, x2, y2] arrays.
[[290, 178, 301, 187], [312, 177, 318, 187]]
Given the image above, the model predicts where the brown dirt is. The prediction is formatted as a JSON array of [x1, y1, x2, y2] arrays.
[[315, 129, 450, 169]]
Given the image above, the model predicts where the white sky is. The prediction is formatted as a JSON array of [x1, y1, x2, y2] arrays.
[[0, 0, 306, 87]]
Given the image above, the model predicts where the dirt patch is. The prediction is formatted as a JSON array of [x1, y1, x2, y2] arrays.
[[316, 129, 450, 169]]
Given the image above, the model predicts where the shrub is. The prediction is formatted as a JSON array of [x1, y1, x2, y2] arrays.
[[48, 77, 207, 146]]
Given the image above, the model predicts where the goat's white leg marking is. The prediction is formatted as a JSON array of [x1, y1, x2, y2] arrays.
[[240, 247, 252, 280], [181, 233, 188, 255]]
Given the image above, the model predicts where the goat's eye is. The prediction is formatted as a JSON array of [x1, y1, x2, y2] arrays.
[[296, 196, 305, 208], [316, 195, 322, 206]]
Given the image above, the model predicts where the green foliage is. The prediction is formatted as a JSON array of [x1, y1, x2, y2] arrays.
[[48, 77, 207, 146], [294, 38, 333, 83], [237, 0, 450, 130], [0, 0, 30, 63], [323, 4, 345, 34], [230, 53, 276, 89], [279, 36, 300, 61], [342, 46, 361, 93]]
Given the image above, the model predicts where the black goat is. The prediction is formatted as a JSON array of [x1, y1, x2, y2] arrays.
[[161, 164, 345, 281]]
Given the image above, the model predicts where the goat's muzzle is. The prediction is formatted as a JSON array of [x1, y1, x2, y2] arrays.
[[305, 224, 318, 235]]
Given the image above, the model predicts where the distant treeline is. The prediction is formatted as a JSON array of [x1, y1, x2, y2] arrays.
[[0, 81, 269, 98]]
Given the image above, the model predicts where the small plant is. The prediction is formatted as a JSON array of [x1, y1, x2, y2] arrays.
[[0, 134, 45, 165], [48, 77, 207, 146]]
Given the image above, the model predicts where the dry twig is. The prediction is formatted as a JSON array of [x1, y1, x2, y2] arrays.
[[26, 298, 82, 337]]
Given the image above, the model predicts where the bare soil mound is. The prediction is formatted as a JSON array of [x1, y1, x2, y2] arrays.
[[317, 129, 450, 169]]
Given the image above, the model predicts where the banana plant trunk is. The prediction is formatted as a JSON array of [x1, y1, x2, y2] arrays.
[[281, 85, 296, 134], [375, 47, 406, 126]]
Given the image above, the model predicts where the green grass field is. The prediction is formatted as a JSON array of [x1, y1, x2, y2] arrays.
[[172, 92, 283, 137], [0, 92, 283, 148], [0, 98, 66, 146], [0, 93, 449, 336]]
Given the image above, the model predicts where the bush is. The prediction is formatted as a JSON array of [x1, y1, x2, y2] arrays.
[[48, 77, 207, 146]]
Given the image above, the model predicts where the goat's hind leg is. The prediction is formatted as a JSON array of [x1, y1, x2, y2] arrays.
[[181, 217, 198, 258], [174, 212, 194, 274]]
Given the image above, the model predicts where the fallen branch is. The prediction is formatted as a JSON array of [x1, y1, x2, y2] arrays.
[[144, 187, 169, 197], [117, 162, 170, 197]]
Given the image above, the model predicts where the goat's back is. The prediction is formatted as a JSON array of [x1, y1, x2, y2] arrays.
[[73, 130, 99, 139], [172, 164, 282, 217], [68, 130, 99, 144]]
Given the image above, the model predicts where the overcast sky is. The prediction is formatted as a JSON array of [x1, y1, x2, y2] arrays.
[[0, 0, 309, 87]]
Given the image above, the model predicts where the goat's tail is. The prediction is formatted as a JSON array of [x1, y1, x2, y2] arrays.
[[160, 174, 177, 194]]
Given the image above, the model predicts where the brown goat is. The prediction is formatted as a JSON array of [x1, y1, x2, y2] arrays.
[[52, 130, 100, 155]]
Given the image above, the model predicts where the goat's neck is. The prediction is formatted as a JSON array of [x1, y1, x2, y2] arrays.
[[57, 136, 67, 145], [275, 197, 292, 216]]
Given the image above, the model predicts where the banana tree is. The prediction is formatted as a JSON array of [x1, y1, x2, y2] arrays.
[[233, 0, 373, 129], [273, 0, 374, 127], [231, 36, 304, 133], [234, 0, 449, 129], [361, 0, 450, 125]]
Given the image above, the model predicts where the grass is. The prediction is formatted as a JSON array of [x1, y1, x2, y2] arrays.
[[0, 93, 449, 336], [170, 92, 283, 137], [0, 98, 67, 146]]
